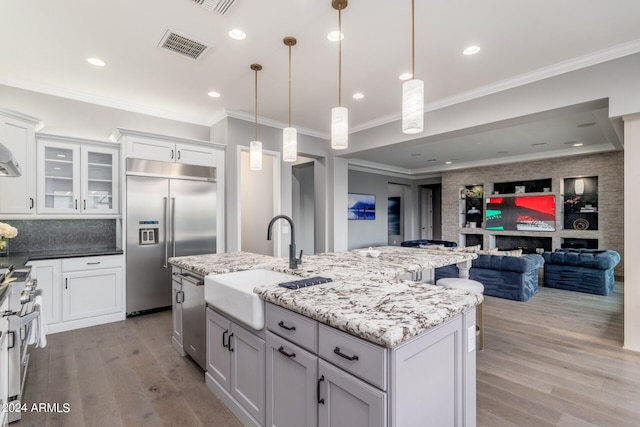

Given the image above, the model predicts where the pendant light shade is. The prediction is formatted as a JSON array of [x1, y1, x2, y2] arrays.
[[331, 0, 349, 150], [402, 0, 424, 134], [402, 78, 424, 134], [283, 127, 297, 162], [331, 107, 348, 149], [250, 63, 263, 171], [574, 178, 585, 195], [283, 36, 298, 162], [250, 140, 262, 170]]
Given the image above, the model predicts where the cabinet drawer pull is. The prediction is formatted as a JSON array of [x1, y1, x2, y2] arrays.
[[222, 329, 229, 348], [170, 149, 174, 159], [86, 262, 101, 265], [278, 321, 296, 331], [277, 346, 296, 358], [317, 375, 325, 405], [228, 333, 234, 352], [29, 197, 34, 209], [333, 346, 359, 361]]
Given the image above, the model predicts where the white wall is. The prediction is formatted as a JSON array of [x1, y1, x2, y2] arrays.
[[624, 115, 640, 351], [0, 84, 209, 141], [240, 150, 275, 255]]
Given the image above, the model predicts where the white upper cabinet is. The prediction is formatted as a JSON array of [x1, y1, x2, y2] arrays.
[[36, 136, 119, 215], [0, 109, 42, 215], [113, 128, 222, 167]]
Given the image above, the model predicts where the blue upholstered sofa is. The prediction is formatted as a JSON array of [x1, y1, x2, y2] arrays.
[[400, 239, 544, 302], [542, 248, 620, 296], [434, 253, 544, 302]]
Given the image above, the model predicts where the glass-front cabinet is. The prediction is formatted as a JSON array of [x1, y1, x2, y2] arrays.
[[37, 138, 119, 215]]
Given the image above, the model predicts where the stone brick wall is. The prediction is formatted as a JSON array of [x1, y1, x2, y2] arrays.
[[441, 151, 624, 276]]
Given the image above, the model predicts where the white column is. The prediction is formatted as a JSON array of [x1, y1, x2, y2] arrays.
[[624, 114, 640, 352]]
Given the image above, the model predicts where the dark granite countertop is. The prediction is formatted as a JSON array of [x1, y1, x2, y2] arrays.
[[0, 247, 123, 268]]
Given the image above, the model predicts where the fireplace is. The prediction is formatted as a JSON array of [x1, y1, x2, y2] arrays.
[[494, 235, 552, 254]]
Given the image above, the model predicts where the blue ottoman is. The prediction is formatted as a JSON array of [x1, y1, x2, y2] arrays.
[[542, 249, 620, 296]]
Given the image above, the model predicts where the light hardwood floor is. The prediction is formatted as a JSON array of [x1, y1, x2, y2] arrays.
[[16, 283, 640, 426]]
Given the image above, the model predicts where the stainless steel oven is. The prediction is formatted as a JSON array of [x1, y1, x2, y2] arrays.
[[2, 266, 41, 423]]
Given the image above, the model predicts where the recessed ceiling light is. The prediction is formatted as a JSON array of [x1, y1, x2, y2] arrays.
[[573, 142, 584, 147], [445, 161, 452, 165], [228, 29, 246, 40], [327, 31, 344, 42], [399, 72, 413, 81], [463, 45, 481, 55], [577, 122, 596, 128], [208, 91, 221, 98], [87, 57, 105, 67], [352, 92, 364, 99]]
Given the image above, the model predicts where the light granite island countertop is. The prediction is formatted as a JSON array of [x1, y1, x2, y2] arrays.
[[169, 247, 480, 427], [255, 277, 481, 348]]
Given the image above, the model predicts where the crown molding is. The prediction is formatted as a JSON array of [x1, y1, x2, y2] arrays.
[[0, 107, 43, 130], [351, 40, 640, 134]]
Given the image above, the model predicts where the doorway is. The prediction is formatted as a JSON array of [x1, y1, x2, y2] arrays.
[[387, 183, 405, 245], [239, 149, 279, 256], [292, 157, 315, 255], [420, 184, 442, 240]]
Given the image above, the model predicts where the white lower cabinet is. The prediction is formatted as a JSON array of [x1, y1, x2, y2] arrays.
[[206, 307, 266, 427], [266, 331, 318, 427], [27, 255, 124, 334], [318, 359, 386, 427], [62, 268, 121, 321], [26, 259, 62, 326], [264, 302, 474, 427]]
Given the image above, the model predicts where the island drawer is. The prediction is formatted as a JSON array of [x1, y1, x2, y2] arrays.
[[318, 324, 388, 390], [266, 303, 318, 353]]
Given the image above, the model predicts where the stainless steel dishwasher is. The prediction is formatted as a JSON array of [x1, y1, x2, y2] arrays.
[[175, 270, 206, 370]]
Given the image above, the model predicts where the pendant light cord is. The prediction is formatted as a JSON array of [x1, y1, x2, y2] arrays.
[[338, 7, 342, 107], [254, 68, 258, 141], [288, 44, 292, 127], [411, 0, 415, 79]]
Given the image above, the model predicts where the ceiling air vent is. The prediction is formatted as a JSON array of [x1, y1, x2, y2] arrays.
[[158, 30, 210, 61], [192, 0, 236, 15]]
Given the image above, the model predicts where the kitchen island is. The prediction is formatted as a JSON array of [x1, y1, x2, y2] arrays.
[[169, 247, 480, 427]]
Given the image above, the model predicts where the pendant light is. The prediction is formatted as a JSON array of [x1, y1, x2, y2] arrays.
[[331, 0, 348, 150], [283, 37, 298, 162], [402, 0, 424, 134], [250, 63, 263, 170]]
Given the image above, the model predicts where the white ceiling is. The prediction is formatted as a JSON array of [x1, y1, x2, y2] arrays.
[[2, 0, 639, 171]]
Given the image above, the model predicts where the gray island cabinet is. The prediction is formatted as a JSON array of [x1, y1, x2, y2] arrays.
[[168, 249, 481, 427], [264, 303, 476, 427]]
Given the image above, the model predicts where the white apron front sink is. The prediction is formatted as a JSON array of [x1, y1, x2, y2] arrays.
[[205, 268, 299, 330]]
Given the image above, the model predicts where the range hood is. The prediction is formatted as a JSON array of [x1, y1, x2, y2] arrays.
[[0, 142, 22, 177]]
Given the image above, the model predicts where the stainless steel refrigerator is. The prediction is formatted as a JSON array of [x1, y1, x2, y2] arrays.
[[125, 158, 216, 315]]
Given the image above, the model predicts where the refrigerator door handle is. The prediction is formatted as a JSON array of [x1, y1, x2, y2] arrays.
[[171, 197, 176, 258], [162, 196, 169, 268]]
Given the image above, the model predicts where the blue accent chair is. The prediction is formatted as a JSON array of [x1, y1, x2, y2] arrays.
[[542, 249, 620, 296], [435, 254, 544, 302]]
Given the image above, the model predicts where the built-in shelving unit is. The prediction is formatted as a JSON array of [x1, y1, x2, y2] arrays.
[[562, 176, 598, 231]]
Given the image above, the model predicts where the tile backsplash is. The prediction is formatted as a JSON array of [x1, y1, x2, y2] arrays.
[[3, 219, 117, 252]]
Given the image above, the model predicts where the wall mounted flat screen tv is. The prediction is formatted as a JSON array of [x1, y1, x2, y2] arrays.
[[485, 195, 556, 231]]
